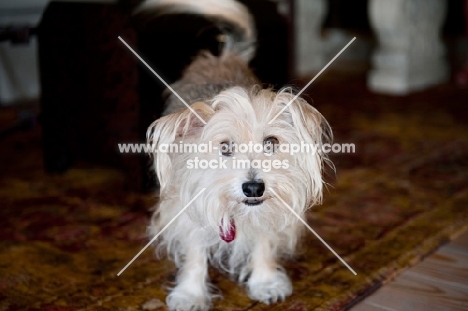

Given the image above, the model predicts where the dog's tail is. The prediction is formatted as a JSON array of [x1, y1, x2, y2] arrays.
[[133, 0, 256, 61]]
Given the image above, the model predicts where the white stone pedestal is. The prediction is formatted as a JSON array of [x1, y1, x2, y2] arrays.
[[367, 0, 448, 95], [294, 0, 328, 76]]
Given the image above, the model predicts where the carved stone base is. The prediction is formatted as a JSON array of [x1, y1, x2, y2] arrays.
[[368, 0, 449, 95], [368, 59, 449, 95]]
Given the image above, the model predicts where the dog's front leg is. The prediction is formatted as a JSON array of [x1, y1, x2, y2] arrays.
[[167, 242, 212, 311], [246, 235, 292, 304]]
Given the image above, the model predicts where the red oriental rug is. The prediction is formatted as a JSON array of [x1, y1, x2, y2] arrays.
[[1, 76, 468, 310]]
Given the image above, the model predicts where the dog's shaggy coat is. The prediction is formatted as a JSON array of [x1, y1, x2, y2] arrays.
[[139, 1, 331, 310]]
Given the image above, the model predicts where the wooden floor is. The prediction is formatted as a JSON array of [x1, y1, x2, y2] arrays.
[[351, 229, 468, 311]]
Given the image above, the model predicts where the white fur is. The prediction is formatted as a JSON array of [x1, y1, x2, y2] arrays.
[[147, 87, 331, 310], [139, 1, 331, 309]]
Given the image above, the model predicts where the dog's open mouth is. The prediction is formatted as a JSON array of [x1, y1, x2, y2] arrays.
[[243, 199, 264, 206]]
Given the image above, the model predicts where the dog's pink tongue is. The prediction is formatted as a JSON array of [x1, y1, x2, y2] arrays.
[[219, 219, 236, 243]]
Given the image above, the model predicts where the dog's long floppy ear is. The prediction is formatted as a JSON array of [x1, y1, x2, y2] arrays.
[[146, 102, 215, 189], [279, 93, 333, 206]]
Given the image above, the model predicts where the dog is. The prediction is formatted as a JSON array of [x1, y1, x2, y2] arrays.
[[138, 0, 332, 309]]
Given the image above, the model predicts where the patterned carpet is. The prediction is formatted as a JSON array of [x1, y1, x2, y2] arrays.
[[1, 75, 468, 310]]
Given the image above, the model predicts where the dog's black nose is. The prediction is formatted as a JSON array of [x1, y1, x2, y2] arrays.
[[242, 182, 265, 198]]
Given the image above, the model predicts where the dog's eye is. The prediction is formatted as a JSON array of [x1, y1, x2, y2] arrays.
[[220, 141, 234, 156], [263, 137, 279, 154]]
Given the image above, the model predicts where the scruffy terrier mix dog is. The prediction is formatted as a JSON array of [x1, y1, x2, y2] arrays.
[[138, 0, 331, 310]]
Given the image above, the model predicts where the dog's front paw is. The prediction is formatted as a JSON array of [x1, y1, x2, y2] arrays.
[[247, 269, 292, 304], [166, 289, 211, 311]]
